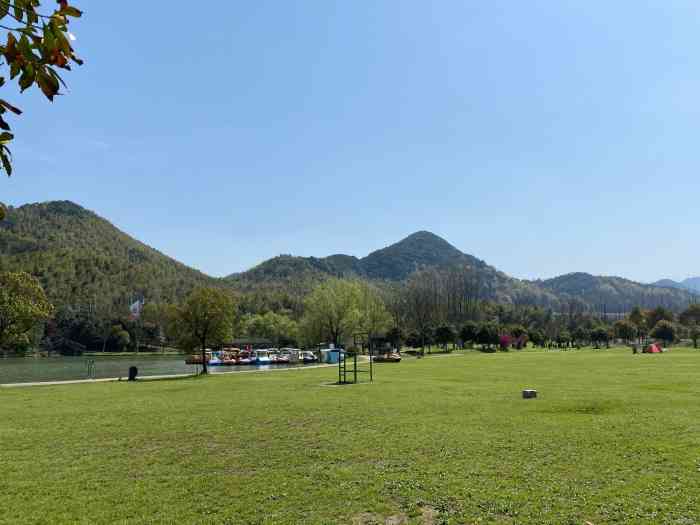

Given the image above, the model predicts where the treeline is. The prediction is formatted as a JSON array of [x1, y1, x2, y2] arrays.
[[4, 265, 700, 357]]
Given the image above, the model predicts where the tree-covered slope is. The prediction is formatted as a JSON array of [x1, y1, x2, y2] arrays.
[[0, 201, 219, 312], [2, 201, 694, 315], [539, 272, 696, 312], [652, 277, 700, 294], [358, 231, 484, 280]]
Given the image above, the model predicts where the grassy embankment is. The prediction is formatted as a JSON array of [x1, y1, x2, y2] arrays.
[[2, 346, 700, 524]]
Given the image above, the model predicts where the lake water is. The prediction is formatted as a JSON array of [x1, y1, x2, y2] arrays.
[[0, 355, 318, 385]]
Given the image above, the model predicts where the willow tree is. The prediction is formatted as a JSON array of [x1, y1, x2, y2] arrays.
[[0, 271, 53, 352], [357, 282, 391, 352], [0, 0, 83, 218], [302, 278, 363, 348]]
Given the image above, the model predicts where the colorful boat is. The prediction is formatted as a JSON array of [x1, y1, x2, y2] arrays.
[[235, 350, 253, 365], [208, 351, 224, 366], [254, 349, 273, 365], [373, 351, 402, 363], [299, 350, 318, 363]]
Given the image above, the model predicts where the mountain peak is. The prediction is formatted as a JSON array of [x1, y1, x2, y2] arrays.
[[19, 200, 92, 218], [360, 230, 480, 280], [399, 230, 452, 246]]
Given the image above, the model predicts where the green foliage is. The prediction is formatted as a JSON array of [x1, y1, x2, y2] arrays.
[[689, 325, 700, 348], [434, 324, 455, 349], [646, 306, 674, 330], [571, 326, 590, 347], [109, 326, 130, 351], [628, 306, 646, 331], [301, 278, 366, 347], [459, 321, 478, 347], [0, 202, 219, 314], [679, 304, 700, 326], [385, 326, 403, 348], [358, 281, 391, 338], [0, 0, 83, 175], [590, 326, 609, 348], [613, 319, 635, 342], [169, 287, 236, 373], [242, 311, 298, 347], [557, 329, 572, 346], [542, 273, 695, 313], [650, 320, 676, 344], [0, 270, 53, 351], [476, 322, 499, 350]]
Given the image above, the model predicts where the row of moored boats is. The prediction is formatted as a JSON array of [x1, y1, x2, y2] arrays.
[[185, 348, 318, 367]]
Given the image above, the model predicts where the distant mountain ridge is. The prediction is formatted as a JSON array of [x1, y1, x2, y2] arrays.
[[227, 231, 696, 311], [652, 277, 700, 293], [225, 231, 485, 283], [1, 200, 697, 312]]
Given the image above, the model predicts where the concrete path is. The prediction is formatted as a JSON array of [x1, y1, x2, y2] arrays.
[[0, 363, 336, 389]]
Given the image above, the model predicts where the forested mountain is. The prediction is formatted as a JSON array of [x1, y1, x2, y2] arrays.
[[229, 232, 697, 312], [652, 277, 700, 294], [1, 201, 696, 315], [0, 201, 219, 313], [538, 273, 697, 312]]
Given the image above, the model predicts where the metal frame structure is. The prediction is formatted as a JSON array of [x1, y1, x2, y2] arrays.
[[337, 348, 373, 385]]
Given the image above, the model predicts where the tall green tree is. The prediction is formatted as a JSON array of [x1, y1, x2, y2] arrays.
[[650, 320, 676, 346], [243, 311, 298, 347], [170, 288, 236, 374], [628, 306, 646, 338], [590, 326, 609, 349], [0, 270, 53, 352], [476, 322, 499, 350], [679, 304, 700, 327], [646, 306, 674, 331], [301, 278, 363, 348], [434, 324, 455, 351], [613, 320, 635, 343], [358, 282, 391, 351], [459, 321, 478, 348]]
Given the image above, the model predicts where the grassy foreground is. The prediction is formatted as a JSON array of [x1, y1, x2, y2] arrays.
[[2, 348, 700, 524]]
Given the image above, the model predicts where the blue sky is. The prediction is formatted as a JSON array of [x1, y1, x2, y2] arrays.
[[2, 1, 700, 282]]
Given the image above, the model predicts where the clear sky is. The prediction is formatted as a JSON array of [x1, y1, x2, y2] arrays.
[[2, 1, 699, 282]]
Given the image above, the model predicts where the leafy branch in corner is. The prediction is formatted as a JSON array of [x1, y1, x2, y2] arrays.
[[0, 0, 82, 220]]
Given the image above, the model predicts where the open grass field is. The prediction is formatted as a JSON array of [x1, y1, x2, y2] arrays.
[[2, 347, 700, 524]]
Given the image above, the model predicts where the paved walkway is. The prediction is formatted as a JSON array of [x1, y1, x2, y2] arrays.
[[0, 363, 336, 389]]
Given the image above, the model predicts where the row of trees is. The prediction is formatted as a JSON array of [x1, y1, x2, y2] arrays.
[[5, 268, 700, 366]]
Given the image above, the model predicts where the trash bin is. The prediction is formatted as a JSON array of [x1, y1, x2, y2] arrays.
[[128, 366, 138, 381]]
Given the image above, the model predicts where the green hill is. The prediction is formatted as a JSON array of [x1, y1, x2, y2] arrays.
[[0, 201, 218, 312], [1, 200, 696, 315], [538, 272, 696, 312]]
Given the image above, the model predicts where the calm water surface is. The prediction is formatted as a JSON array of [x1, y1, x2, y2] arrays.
[[0, 355, 316, 384]]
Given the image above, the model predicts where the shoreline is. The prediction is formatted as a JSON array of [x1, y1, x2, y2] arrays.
[[0, 363, 336, 389]]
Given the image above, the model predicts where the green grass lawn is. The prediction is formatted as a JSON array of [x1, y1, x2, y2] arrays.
[[2, 347, 700, 524]]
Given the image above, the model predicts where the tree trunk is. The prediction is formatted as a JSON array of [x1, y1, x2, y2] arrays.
[[200, 342, 208, 375]]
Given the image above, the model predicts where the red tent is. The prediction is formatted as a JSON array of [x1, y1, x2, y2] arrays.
[[644, 344, 662, 353]]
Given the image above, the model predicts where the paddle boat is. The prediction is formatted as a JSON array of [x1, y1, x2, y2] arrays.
[[235, 350, 253, 365], [299, 350, 318, 363], [207, 351, 224, 366], [254, 349, 273, 365], [280, 348, 299, 363], [276, 351, 290, 364], [372, 351, 402, 363]]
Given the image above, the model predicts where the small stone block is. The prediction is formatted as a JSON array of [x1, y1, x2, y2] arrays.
[[522, 389, 537, 399]]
